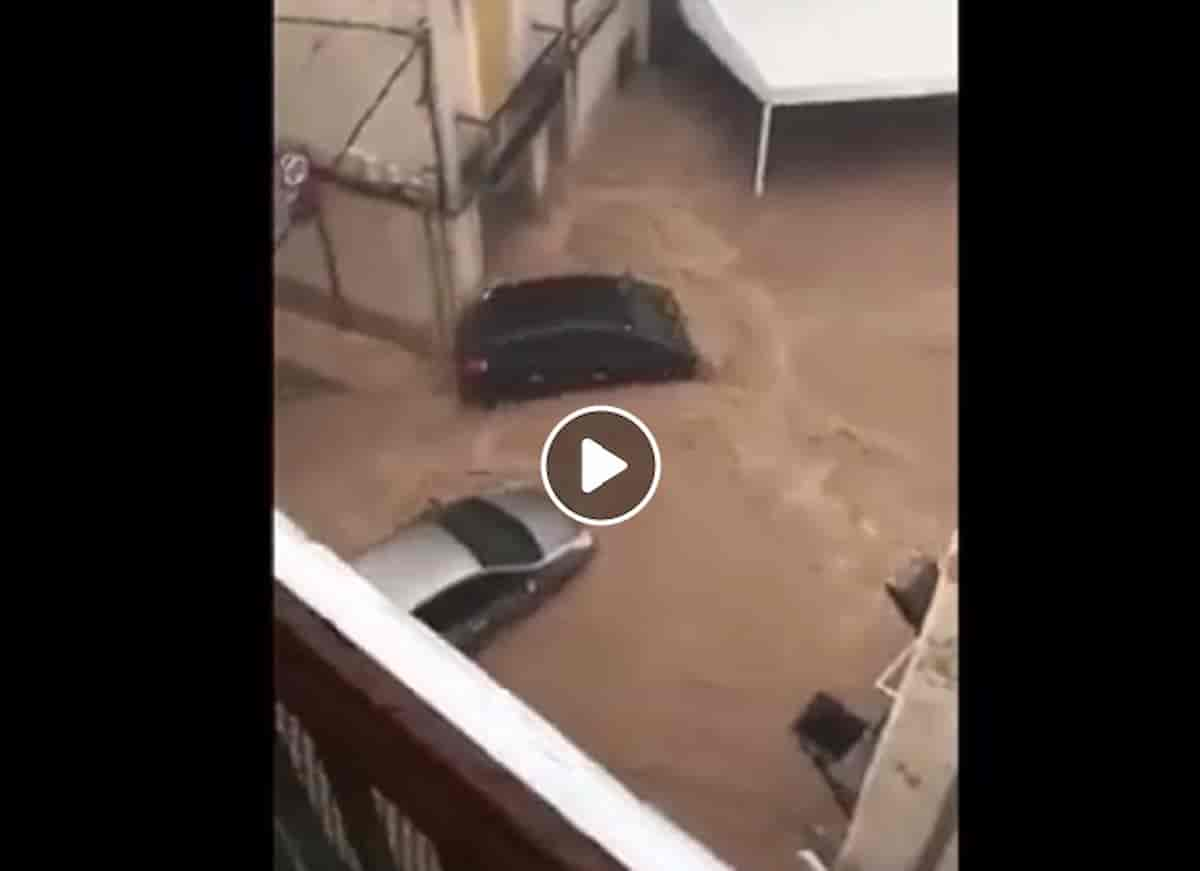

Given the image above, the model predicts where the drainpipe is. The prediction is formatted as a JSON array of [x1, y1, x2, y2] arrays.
[[563, 0, 579, 157], [420, 16, 459, 363]]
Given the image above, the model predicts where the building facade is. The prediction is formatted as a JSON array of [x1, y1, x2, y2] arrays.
[[274, 0, 650, 355]]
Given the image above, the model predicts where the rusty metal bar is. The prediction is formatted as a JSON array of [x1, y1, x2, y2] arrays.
[[485, 32, 566, 138], [484, 76, 564, 189], [574, 0, 620, 53], [274, 581, 627, 871], [564, 0, 578, 106], [313, 205, 347, 317], [274, 15, 423, 40], [444, 30, 569, 216], [336, 36, 425, 167]]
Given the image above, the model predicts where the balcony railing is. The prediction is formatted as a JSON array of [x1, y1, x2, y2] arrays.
[[274, 510, 732, 871]]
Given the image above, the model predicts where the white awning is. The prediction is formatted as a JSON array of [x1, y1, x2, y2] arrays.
[[679, 0, 958, 195], [680, 0, 957, 106]]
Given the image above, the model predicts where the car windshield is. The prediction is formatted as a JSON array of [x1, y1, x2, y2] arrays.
[[436, 498, 542, 566]]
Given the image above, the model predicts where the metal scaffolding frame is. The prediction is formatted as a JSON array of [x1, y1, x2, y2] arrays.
[[274, 2, 622, 356]]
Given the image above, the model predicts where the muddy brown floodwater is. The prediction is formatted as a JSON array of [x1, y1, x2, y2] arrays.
[[275, 54, 956, 871]]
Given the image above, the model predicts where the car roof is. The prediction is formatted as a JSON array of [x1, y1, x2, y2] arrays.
[[459, 274, 669, 346], [350, 522, 482, 612], [348, 484, 580, 613]]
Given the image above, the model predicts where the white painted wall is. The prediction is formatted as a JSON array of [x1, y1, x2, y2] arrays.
[[275, 184, 440, 329], [274, 2, 432, 171], [574, 0, 649, 150]]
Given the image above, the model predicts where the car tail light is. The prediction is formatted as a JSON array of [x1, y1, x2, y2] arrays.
[[462, 356, 489, 376]]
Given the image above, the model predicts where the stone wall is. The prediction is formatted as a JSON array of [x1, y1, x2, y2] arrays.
[[836, 532, 959, 871]]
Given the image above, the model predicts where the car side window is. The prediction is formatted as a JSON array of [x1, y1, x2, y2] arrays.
[[414, 572, 529, 636], [566, 326, 621, 361], [500, 328, 571, 366], [510, 324, 610, 373], [598, 325, 661, 365]]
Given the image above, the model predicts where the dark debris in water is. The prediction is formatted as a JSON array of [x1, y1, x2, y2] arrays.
[[275, 359, 349, 403]]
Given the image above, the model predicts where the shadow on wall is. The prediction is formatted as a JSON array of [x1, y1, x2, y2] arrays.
[[273, 180, 442, 358], [275, 275, 438, 359]]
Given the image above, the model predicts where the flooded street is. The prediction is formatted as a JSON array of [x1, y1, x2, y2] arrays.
[[275, 56, 956, 870]]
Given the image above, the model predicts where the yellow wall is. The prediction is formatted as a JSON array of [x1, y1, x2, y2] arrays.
[[471, 0, 514, 116]]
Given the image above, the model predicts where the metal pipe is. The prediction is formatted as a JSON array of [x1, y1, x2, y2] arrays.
[[564, 0, 578, 115], [274, 15, 422, 40], [313, 206, 345, 311], [484, 78, 563, 190], [421, 206, 453, 362], [574, 0, 620, 52], [441, 31, 569, 217], [755, 102, 773, 196], [418, 25, 449, 215], [483, 33, 565, 138], [419, 20, 457, 357]]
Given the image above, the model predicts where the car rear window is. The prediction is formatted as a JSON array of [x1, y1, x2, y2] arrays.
[[627, 289, 684, 343], [437, 498, 543, 566]]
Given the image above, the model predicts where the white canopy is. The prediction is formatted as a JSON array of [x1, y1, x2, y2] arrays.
[[679, 0, 958, 194]]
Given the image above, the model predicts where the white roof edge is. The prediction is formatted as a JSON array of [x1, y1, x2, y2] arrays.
[[679, 0, 771, 100], [768, 76, 958, 108], [680, 0, 957, 107], [274, 509, 733, 870]]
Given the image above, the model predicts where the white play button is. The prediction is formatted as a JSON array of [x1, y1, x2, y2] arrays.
[[580, 437, 628, 494], [542, 405, 661, 526]]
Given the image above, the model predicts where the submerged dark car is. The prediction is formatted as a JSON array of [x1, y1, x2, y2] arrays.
[[455, 273, 700, 405]]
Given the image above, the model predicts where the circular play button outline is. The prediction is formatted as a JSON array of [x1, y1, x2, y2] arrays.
[[540, 405, 662, 527]]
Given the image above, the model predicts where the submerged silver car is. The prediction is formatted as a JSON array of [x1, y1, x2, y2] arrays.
[[352, 483, 595, 653]]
